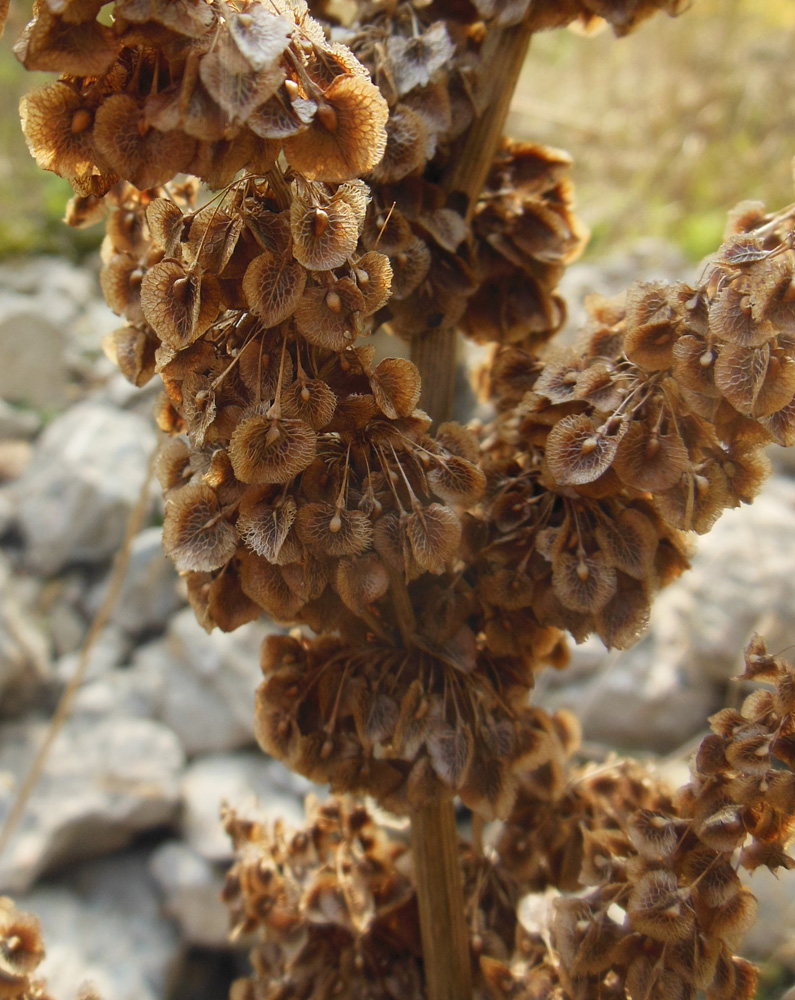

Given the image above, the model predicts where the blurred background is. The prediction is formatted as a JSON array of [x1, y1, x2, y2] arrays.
[[2, 0, 795, 261]]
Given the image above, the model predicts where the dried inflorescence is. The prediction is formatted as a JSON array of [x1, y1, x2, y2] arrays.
[[0, 899, 48, 1000], [13, 0, 795, 997], [227, 635, 795, 1000], [476, 204, 795, 652], [222, 797, 424, 1000]]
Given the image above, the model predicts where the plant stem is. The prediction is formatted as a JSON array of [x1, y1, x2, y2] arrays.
[[411, 799, 471, 1000], [410, 20, 534, 424], [407, 22, 533, 1000]]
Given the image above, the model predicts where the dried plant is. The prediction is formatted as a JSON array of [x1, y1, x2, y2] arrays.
[[5, 0, 795, 998]]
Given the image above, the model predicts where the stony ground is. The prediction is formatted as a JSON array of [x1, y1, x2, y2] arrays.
[[1, 249, 795, 1000]]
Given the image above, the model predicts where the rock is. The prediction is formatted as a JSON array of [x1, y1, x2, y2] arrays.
[[17, 851, 180, 1000], [0, 257, 95, 308], [12, 402, 157, 574], [0, 400, 41, 440], [130, 609, 279, 756], [742, 865, 795, 970], [150, 841, 230, 949], [0, 716, 184, 892], [650, 476, 795, 684], [0, 554, 51, 716], [0, 307, 70, 409], [88, 526, 183, 637], [70, 658, 162, 721], [54, 623, 131, 684], [537, 642, 719, 754], [181, 752, 311, 862]]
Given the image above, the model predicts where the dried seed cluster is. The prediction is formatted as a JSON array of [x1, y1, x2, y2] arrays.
[[477, 204, 795, 651], [227, 635, 795, 1000], [222, 797, 424, 1000], [483, 634, 795, 1000], [17, 0, 388, 195], [0, 899, 47, 1000], [12, 1, 795, 998]]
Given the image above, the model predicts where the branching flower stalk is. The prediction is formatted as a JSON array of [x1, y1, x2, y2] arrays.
[[5, 1, 795, 999]]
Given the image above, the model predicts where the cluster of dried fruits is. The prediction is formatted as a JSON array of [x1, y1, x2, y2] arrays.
[[8, 0, 795, 997], [225, 634, 795, 1000], [0, 898, 47, 1000]]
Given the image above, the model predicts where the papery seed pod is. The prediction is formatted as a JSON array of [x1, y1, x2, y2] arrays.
[[229, 411, 317, 485], [653, 465, 730, 534], [427, 722, 474, 790], [552, 551, 617, 615], [594, 507, 658, 579], [369, 358, 421, 420], [227, 6, 293, 71], [352, 250, 393, 315], [291, 196, 359, 271], [238, 549, 304, 621], [426, 455, 486, 507], [199, 30, 287, 122], [238, 343, 294, 403], [140, 260, 221, 350], [293, 285, 360, 351], [93, 95, 196, 190], [336, 553, 390, 614], [296, 502, 373, 557], [242, 251, 307, 326], [713, 343, 770, 416], [0, 899, 46, 993], [162, 482, 238, 572], [280, 377, 337, 429], [627, 869, 694, 943], [15, 3, 118, 74], [612, 421, 690, 492], [146, 198, 185, 257], [628, 810, 680, 860], [19, 81, 113, 193], [545, 413, 625, 486], [370, 104, 428, 184], [185, 205, 244, 273], [115, 0, 215, 36], [405, 503, 461, 574], [283, 74, 389, 184], [238, 491, 297, 562], [102, 324, 157, 387]]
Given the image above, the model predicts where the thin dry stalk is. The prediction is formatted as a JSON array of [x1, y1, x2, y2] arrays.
[[407, 26, 533, 998]]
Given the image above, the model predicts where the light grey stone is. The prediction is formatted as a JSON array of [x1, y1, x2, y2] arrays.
[[149, 841, 230, 949], [131, 609, 279, 756], [0, 308, 70, 409], [0, 257, 95, 307], [17, 851, 180, 1000], [742, 865, 795, 971], [0, 555, 51, 713], [0, 716, 184, 892], [538, 644, 719, 754], [88, 526, 182, 636], [181, 752, 311, 862], [13, 402, 157, 574], [54, 624, 130, 684], [70, 657, 162, 721], [648, 476, 795, 684]]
